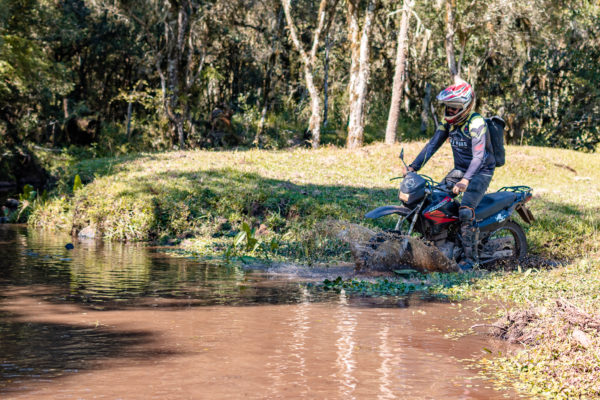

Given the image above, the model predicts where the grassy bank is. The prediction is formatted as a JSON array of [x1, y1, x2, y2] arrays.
[[29, 143, 600, 398], [29, 143, 600, 260], [470, 259, 600, 398]]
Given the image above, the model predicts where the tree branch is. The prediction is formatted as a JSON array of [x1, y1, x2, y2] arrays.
[[282, 0, 311, 67]]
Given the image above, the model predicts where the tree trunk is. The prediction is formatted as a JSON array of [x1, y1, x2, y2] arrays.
[[256, 62, 272, 144], [63, 98, 69, 119], [385, 0, 413, 144], [152, 1, 204, 149], [126, 100, 133, 141], [176, 118, 185, 148], [420, 82, 432, 133], [445, 0, 458, 80], [305, 69, 322, 147], [257, 94, 268, 142], [346, 1, 359, 147], [430, 101, 439, 127], [256, 7, 284, 145], [347, 0, 376, 149], [159, 5, 189, 148], [282, 0, 338, 148], [323, 33, 332, 127]]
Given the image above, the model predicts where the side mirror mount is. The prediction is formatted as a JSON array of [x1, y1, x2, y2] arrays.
[[399, 148, 408, 170]]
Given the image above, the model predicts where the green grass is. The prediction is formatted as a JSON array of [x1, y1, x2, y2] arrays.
[[30, 142, 600, 260], [28, 142, 600, 398], [469, 259, 600, 399]]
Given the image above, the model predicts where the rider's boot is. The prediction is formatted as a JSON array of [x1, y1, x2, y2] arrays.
[[458, 207, 479, 272]]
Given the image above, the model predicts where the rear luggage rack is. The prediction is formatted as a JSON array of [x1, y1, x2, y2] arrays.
[[499, 186, 535, 224], [498, 185, 533, 195], [498, 185, 533, 201]]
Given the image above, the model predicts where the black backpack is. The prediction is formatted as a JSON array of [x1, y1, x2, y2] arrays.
[[485, 116, 506, 167]]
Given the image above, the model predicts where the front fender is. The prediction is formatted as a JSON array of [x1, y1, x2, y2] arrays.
[[365, 205, 412, 219]]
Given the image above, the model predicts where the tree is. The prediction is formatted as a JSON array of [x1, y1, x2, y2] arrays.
[[384, 0, 413, 144], [255, 6, 285, 145], [94, 0, 208, 148], [282, 0, 338, 148], [0, 0, 77, 145], [444, 0, 458, 80], [2, 0, 599, 154], [156, 1, 207, 148], [346, 0, 377, 149]]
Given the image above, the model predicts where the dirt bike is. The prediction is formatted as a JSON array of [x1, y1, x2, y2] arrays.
[[364, 150, 535, 267]]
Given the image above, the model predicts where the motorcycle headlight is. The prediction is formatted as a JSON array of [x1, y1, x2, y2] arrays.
[[399, 192, 410, 202]]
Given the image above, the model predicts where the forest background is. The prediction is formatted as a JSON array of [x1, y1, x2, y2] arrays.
[[1, 0, 599, 185]]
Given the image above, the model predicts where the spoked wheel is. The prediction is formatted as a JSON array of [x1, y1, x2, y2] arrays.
[[479, 220, 527, 264]]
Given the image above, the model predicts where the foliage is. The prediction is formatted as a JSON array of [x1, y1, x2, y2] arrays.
[[72, 174, 83, 192], [319, 270, 481, 298], [0, 0, 599, 164], [6, 183, 48, 223]]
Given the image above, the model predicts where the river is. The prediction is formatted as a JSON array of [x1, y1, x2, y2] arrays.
[[0, 225, 521, 399]]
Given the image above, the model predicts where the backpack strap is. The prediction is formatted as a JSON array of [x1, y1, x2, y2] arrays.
[[490, 115, 506, 128]]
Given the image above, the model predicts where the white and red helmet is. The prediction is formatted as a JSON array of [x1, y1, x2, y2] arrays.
[[436, 80, 474, 125]]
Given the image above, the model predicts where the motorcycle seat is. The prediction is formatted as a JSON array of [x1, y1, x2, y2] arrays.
[[475, 192, 517, 220]]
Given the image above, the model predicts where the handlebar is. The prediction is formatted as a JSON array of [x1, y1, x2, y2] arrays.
[[393, 171, 460, 196], [431, 183, 453, 194]]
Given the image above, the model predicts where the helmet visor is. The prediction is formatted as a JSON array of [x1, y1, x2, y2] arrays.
[[445, 106, 461, 116]]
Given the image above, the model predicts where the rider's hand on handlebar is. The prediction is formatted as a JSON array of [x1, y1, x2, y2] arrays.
[[402, 165, 415, 176], [452, 178, 470, 194]]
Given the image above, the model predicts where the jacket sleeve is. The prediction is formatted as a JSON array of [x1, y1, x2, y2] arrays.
[[409, 124, 449, 171], [463, 116, 488, 181]]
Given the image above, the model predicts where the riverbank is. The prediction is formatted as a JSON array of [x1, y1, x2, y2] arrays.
[[28, 143, 600, 397], [29, 143, 599, 259]]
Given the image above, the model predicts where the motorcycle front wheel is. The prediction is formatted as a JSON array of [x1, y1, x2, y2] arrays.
[[479, 220, 528, 262]]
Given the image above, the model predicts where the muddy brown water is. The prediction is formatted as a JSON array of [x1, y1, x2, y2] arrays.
[[0, 225, 522, 399]]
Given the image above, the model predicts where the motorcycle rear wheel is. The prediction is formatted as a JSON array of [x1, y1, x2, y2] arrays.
[[480, 220, 527, 262]]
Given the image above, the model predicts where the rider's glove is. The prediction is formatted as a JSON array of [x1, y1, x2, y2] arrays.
[[453, 178, 469, 194], [402, 165, 415, 176]]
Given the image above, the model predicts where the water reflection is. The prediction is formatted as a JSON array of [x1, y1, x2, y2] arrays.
[[0, 306, 174, 390], [334, 290, 358, 398], [0, 226, 323, 307], [289, 286, 310, 396], [377, 323, 394, 400]]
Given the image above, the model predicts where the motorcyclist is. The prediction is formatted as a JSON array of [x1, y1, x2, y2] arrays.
[[402, 78, 495, 270]]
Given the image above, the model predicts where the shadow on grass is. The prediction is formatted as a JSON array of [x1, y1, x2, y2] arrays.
[[69, 148, 315, 187]]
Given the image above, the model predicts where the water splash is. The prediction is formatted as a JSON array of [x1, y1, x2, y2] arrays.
[[320, 220, 458, 273]]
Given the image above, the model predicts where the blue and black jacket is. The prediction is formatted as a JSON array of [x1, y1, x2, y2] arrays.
[[409, 112, 495, 181]]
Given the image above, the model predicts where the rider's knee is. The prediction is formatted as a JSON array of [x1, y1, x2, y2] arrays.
[[459, 206, 475, 223]]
